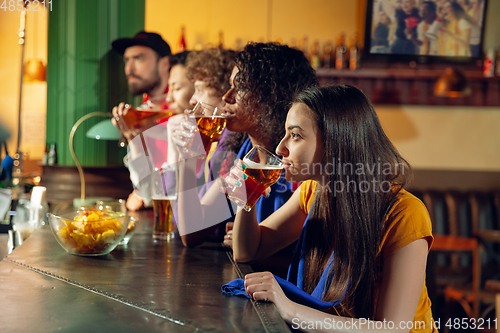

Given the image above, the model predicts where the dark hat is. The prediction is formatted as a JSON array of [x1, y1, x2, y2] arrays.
[[112, 31, 171, 57]]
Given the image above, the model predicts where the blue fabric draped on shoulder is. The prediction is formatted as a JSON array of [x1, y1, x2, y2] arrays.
[[222, 210, 346, 310], [286, 210, 347, 303]]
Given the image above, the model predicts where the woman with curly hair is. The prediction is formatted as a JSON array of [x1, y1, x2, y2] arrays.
[[224, 85, 436, 332], [168, 42, 317, 248], [185, 48, 247, 157], [186, 48, 235, 107]]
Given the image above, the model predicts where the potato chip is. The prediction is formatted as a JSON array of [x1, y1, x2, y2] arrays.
[[57, 210, 124, 254]]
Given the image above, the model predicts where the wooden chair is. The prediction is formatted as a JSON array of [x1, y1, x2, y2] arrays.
[[422, 190, 499, 327], [422, 190, 451, 299], [435, 191, 480, 320], [471, 191, 500, 319], [485, 280, 500, 333]]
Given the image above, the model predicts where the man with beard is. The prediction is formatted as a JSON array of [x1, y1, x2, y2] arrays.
[[112, 31, 171, 107], [111, 31, 172, 210]]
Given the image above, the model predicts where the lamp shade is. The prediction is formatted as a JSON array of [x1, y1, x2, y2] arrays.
[[70, 112, 122, 203], [434, 67, 471, 98], [24, 59, 46, 82], [0, 122, 10, 142], [86, 119, 121, 140]]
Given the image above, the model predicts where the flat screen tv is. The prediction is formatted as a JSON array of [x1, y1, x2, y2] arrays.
[[363, 0, 488, 64]]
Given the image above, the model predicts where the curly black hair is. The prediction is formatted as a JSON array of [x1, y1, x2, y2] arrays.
[[233, 42, 318, 150]]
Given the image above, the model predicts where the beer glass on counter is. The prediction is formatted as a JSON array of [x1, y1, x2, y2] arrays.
[[181, 102, 226, 157], [151, 165, 177, 241], [114, 95, 173, 147], [227, 145, 283, 212]]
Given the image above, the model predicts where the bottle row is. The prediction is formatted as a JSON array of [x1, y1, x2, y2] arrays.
[[483, 49, 500, 78], [41, 143, 57, 166], [297, 33, 362, 71], [175, 26, 362, 71]]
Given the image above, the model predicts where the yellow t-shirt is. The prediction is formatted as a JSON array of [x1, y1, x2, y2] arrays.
[[299, 180, 437, 333]]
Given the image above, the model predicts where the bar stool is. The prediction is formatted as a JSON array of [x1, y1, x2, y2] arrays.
[[485, 280, 500, 333]]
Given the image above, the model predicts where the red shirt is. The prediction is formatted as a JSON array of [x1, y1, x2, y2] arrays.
[[142, 85, 170, 108]]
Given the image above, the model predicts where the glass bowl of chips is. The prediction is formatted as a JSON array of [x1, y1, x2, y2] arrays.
[[96, 199, 137, 245], [119, 216, 137, 245], [48, 207, 129, 256]]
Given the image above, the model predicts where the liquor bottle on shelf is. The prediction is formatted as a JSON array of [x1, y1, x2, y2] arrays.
[[349, 33, 360, 70], [47, 144, 57, 166], [298, 36, 310, 62], [495, 49, 500, 77], [235, 38, 243, 51], [193, 40, 204, 51], [177, 26, 187, 53], [41, 144, 48, 165], [484, 50, 494, 77], [335, 33, 347, 70], [310, 40, 321, 70], [322, 42, 333, 69], [218, 31, 224, 49]]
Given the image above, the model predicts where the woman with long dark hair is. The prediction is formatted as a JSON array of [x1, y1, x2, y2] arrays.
[[226, 85, 436, 332]]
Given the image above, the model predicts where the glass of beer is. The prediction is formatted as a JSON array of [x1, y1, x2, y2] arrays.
[[115, 96, 173, 147], [181, 102, 226, 157], [151, 165, 178, 241], [226, 145, 283, 212]]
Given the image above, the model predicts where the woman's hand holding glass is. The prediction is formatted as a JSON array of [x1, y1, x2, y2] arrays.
[[167, 102, 226, 160], [223, 146, 281, 212], [167, 114, 204, 162], [222, 159, 246, 187], [222, 158, 272, 213]]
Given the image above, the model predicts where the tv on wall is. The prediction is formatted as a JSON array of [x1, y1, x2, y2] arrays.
[[363, 0, 488, 63]]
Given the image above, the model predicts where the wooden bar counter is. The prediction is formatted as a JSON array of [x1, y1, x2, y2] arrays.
[[0, 210, 290, 332]]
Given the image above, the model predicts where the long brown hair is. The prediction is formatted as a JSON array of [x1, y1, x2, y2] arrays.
[[295, 85, 411, 318]]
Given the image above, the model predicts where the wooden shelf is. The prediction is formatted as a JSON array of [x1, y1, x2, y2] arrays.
[[40, 165, 133, 204], [316, 68, 500, 106]]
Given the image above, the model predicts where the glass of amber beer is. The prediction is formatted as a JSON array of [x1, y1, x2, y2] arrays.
[[181, 102, 226, 157], [151, 165, 177, 241], [227, 145, 283, 212], [115, 97, 173, 147]]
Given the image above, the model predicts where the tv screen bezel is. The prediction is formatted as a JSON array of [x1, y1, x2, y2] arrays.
[[362, 0, 489, 65]]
